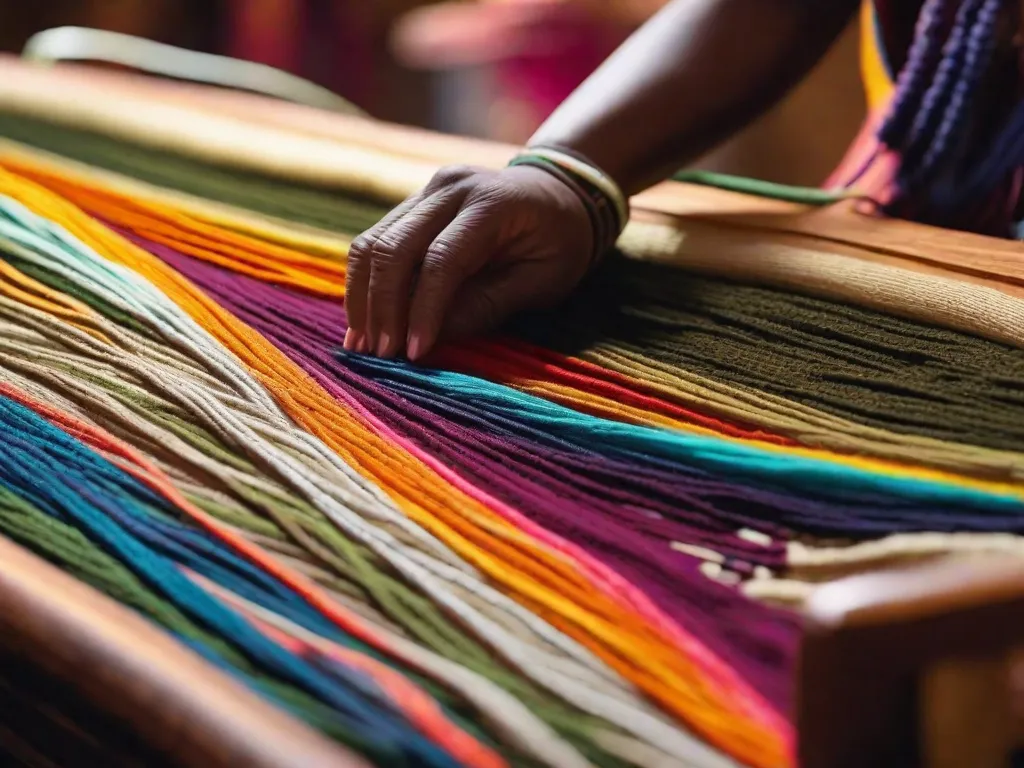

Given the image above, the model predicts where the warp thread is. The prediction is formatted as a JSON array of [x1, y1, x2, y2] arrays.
[[0, 93, 1023, 768], [0, 186, 746, 766]]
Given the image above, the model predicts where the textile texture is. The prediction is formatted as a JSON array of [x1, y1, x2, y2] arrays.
[[0, 72, 1022, 768]]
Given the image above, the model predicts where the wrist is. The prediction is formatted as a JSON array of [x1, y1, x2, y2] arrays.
[[508, 145, 629, 264], [525, 144, 630, 232]]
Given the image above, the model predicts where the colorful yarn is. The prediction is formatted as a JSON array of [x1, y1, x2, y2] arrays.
[[0, 96, 1023, 768], [0, 395, 463, 768], [0, 179, 753, 765], [669, 170, 851, 205], [0, 226, 649, 767], [145, 238, 799, 708]]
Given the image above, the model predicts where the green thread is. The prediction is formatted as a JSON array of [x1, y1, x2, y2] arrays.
[[672, 168, 852, 205]]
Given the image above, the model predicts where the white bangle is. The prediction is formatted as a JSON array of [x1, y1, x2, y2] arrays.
[[522, 146, 630, 233]]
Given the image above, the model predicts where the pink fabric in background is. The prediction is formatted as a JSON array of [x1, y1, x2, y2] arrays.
[[494, 9, 626, 126], [392, 1, 633, 138]]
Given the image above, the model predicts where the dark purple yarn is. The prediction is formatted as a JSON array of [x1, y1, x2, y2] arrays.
[[121, 232, 800, 713], [342, 354, 1006, 515], [878, 0, 954, 148], [903, 0, 1004, 195], [900, 0, 982, 170], [119, 230, 1024, 713]]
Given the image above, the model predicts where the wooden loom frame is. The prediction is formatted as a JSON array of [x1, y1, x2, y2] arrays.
[[0, 57, 1023, 767]]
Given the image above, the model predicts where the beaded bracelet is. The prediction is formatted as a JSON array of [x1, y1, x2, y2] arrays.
[[508, 146, 628, 266], [526, 144, 630, 233], [507, 155, 610, 265]]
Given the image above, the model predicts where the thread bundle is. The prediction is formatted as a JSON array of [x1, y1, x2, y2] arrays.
[[0, 87, 1022, 768]]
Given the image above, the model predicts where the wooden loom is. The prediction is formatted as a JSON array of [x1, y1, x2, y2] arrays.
[[0, 56, 1023, 768]]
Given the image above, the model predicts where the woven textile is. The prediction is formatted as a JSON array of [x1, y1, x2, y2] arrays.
[[0, 63, 1024, 768]]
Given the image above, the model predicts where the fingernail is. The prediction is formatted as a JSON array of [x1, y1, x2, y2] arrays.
[[406, 333, 422, 361], [356, 333, 369, 354], [343, 328, 355, 351], [376, 332, 392, 357]]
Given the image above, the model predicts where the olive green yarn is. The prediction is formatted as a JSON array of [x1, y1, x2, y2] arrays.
[[0, 112, 389, 233], [0, 486, 366, 740]]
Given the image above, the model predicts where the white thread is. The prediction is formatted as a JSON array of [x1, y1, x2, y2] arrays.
[[0, 204, 733, 765]]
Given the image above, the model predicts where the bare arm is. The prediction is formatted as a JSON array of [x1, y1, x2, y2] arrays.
[[532, 0, 861, 195], [347, 0, 862, 360]]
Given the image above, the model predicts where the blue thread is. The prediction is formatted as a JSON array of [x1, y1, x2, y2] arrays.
[[0, 396, 462, 767], [340, 354, 1024, 526]]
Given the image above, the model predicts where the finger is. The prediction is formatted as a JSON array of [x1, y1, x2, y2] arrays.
[[343, 165, 479, 352], [440, 260, 561, 345], [349, 165, 475, 261], [405, 199, 504, 360], [366, 185, 469, 357], [344, 191, 425, 351]]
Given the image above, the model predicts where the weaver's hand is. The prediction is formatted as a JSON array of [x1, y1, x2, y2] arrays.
[[343, 164, 594, 360]]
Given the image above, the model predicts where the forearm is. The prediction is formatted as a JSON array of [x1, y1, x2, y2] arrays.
[[529, 0, 860, 196]]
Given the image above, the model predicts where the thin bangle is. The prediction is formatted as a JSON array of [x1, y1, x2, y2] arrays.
[[523, 145, 630, 234], [509, 149, 624, 256], [508, 155, 612, 264]]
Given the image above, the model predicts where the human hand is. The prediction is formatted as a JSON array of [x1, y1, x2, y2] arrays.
[[343, 163, 594, 360]]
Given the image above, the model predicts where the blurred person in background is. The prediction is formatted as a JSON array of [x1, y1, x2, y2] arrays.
[[0, 1, 859, 174]]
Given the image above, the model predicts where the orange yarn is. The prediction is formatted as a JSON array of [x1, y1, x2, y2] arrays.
[[5, 162, 345, 293], [0, 256, 110, 341], [0, 381, 505, 768], [0, 165, 787, 768]]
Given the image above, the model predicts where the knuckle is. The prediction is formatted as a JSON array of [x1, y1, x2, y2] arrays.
[[348, 234, 374, 263], [369, 230, 409, 265], [368, 241, 416, 300], [422, 238, 461, 273], [428, 164, 486, 190], [429, 165, 471, 188]]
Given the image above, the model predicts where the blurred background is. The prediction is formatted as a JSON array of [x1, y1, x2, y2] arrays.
[[0, 0, 865, 186]]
